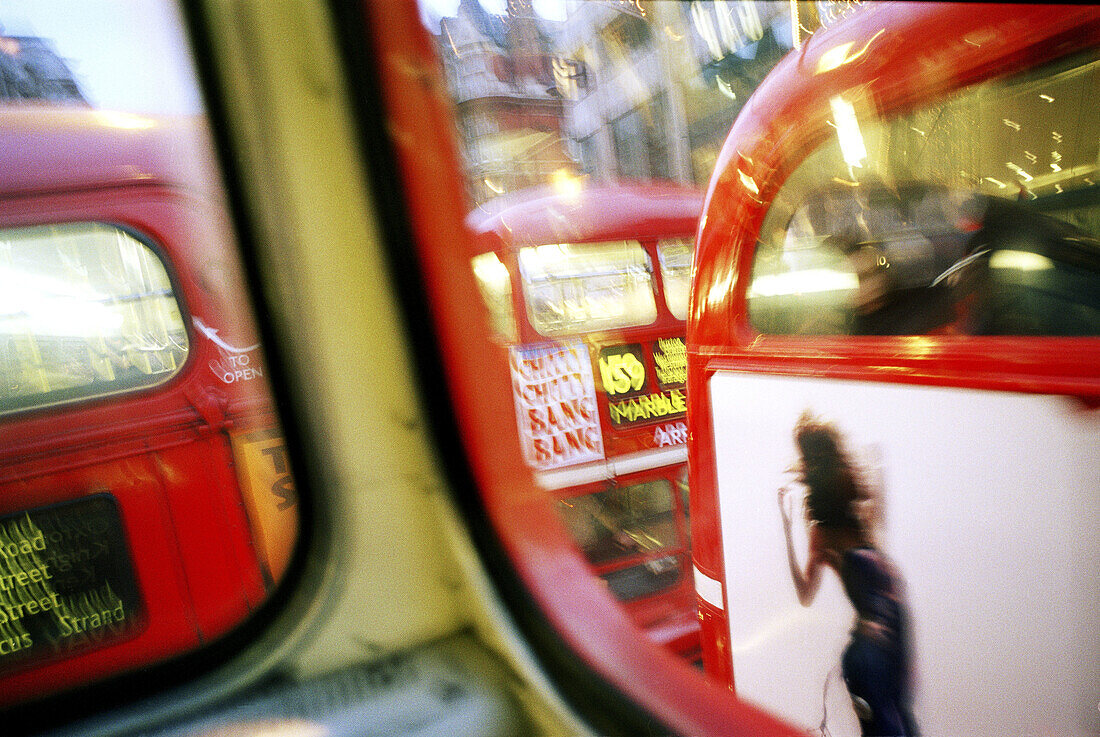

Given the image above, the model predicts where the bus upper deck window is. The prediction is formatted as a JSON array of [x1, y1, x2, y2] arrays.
[[1, 224, 187, 414], [657, 238, 693, 321], [518, 240, 657, 337], [471, 252, 517, 342], [747, 51, 1100, 337]]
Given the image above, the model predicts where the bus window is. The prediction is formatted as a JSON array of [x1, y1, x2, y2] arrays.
[[747, 49, 1100, 337], [657, 238, 694, 321], [559, 475, 690, 608], [519, 240, 657, 337], [1, 223, 187, 414], [559, 479, 678, 563]]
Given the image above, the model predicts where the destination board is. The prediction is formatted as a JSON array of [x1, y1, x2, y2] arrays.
[[0, 494, 143, 671]]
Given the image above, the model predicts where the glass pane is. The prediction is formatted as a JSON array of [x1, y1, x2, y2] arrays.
[[557, 479, 677, 565], [519, 240, 657, 336], [657, 237, 693, 320], [748, 50, 1100, 336], [471, 252, 517, 341], [423, 0, 794, 670], [0, 224, 187, 413]]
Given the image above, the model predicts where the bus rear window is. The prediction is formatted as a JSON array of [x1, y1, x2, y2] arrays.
[[519, 240, 656, 337], [0, 223, 187, 413]]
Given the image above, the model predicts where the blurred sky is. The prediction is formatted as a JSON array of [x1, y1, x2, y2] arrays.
[[0, 0, 202, 115], [0, 0, 565, 114]]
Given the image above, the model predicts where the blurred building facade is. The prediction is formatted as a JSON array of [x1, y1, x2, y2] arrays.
[[434, 1, 824, 205], [557, 1, 794, 188], [438, 0, 578, 205], [0, 32, 87, 104]]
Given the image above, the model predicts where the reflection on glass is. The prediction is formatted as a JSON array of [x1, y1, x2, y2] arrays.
[[749, 50, 1100, 337], [520, 241, 657, 336], [657, 237, 693, 320], [0, 224, 187, 413], [425, 0, 804, 656], [471, 252, 517, 341], [0, 0, 300, 704]]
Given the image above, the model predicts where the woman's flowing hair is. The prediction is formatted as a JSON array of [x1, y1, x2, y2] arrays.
[[793, 411, 878, 533]]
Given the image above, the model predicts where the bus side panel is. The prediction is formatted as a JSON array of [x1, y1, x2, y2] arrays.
[[708, 371, 1100, 737], [697, 600, 732, 689], [685, 351, 730, 678], [154, 435, 267, 636]]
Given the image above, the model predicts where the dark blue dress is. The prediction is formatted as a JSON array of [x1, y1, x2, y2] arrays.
[[838, 547, 918, 736]]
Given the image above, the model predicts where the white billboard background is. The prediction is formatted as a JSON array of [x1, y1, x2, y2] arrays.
[[709, 372, 1100, 737]]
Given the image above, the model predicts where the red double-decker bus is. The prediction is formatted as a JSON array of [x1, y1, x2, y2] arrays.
[[467, 181, 702, 661], [688, 5, 1100, 736], [0, 109, 296, 706]]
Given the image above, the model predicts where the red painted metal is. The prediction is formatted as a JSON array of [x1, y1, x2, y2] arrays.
[[687, 3, 1100, 687], [467, 182, 704, 253]]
